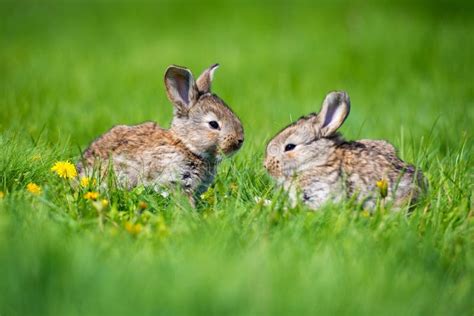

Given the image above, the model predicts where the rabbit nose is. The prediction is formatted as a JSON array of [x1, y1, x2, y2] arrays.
[[229, 138, 243, 151]]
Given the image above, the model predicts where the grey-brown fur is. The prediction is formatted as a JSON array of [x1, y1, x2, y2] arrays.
[[264, 91, 426, 210], [78, 64, 244, 204]]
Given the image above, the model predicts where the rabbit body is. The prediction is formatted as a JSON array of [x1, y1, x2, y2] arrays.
[[78, 64, 244, 202], [265, 91, 425, 210], [80, 122, 217, 197], [294, 138, 424, 209]]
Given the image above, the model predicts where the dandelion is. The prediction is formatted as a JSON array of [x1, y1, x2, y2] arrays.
[[92, 198, 109, 212], [134, 223, 143, 234], [376, 178, 388, 198], [51, 161, 77, 179], [83, 191, 99, 200], [138, 201, 148, 210], [125, 221, 143, 235], [80, 176, 96, 188], [26, 182, 41, 195], [0, 191, 4, 199], [101, 199, 109, 207]]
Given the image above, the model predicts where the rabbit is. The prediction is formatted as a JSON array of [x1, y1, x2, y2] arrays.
[[77, 64, 244, 205], [264, 91, 426, 210]]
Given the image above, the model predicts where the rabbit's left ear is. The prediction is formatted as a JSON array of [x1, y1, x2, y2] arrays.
[[165, 65, 199, 115], [196, 64, 219, 93], [316, 91, 351, 137]]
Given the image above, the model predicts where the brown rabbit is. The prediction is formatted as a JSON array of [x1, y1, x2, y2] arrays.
[[264, 91, 426, 210], [78, 64, 244, 204]]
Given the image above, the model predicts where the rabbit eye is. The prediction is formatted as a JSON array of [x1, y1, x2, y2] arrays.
[[208, 121, 220, 130], [284, 144, 296, 152]]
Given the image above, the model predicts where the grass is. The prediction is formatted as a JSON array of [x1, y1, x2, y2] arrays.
[[0, 1, 473, 315]]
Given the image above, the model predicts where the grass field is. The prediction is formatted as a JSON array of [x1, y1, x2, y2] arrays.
[[0, 1, 473, 315]]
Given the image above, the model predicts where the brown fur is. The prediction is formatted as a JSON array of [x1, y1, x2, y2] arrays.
[[78, 64, 244, 204], [265, 91, 426, 210]]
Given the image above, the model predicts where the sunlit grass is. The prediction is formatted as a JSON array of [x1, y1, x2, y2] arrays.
[[0, 1, 473, 315]]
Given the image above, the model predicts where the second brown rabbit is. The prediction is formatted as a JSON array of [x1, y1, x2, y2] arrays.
[[264, 91, 426, 210]]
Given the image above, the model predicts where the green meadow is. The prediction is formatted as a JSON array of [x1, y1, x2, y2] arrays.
[[0, 1, 473, 315]]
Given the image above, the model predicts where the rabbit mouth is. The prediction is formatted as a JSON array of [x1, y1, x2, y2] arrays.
[[219, 140, 244, 156]]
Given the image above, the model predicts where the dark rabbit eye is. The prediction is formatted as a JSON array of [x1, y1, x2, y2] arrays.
[[284, 144, 296, 152], [209, 121, 220, 129]]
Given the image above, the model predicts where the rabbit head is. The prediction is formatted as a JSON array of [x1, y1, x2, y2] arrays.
[[165, 64, 244, 159], [264, 91, 350, 180]]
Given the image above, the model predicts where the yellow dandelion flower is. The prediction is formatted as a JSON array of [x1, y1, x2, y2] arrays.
[[83, 191, 99, 200], [138, 201, 148, 210], [80, 176, 96, 188], [92, 198, 108, 212], [125, 221, 133, 232], [134, 223, 143, 234], [376, 178, 388, 198], [26, 182, 41, 195], [0, 191, 4, 199], [125, 221, 142, 235], [51, 161, 77, 179]]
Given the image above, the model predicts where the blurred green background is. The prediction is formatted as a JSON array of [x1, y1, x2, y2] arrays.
[[0, 1, 473, 315], [1, 0, 472, 148]]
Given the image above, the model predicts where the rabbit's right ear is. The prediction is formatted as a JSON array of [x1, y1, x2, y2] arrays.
[[196, 63, 219, 93], [316, 91, 351, 137], [164, 65, 199, 115]]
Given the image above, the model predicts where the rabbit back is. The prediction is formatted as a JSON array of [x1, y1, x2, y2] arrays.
[[338, 139, 425, 208], [296, 139, 424, 209]]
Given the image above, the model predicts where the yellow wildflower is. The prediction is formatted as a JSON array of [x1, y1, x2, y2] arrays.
[[51, 161, 77, 179], [26, 182, 41, 195], [92, 198, 109, 212], [83, 191, 99, 200], [80, 176, 96, 188], [125, 221, 143, 235], [376, 178, 388, 198], [138, 201, 148, 210], [361, 210, 370, 218], [101, 199, 109, 207], [0, 191, 4, 199], [134, 223, 143, 234]]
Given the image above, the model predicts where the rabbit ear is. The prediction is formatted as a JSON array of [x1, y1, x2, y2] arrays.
[[196, 63, 219, 93], [164, 65, 199, 114], [317, 91, 351, 136]]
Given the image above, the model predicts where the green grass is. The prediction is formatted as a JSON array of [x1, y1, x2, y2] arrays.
[[0, 1, 473, 315]]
